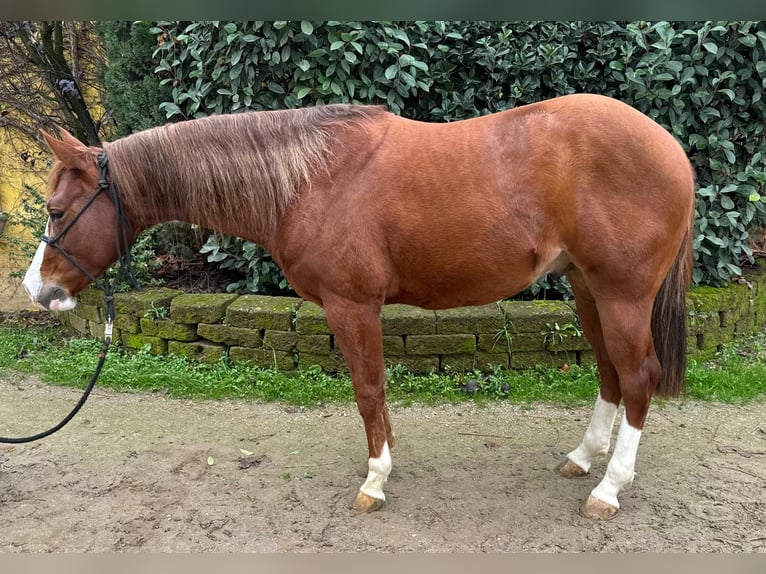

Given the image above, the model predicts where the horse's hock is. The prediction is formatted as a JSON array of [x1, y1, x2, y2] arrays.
[[57, 264, 766, 374]]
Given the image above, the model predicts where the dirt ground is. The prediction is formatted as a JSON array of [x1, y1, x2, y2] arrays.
[[0, 374, 764, 553]]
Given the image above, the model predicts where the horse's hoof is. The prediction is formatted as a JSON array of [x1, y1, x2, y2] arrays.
[[352, 491, 385, 513], [557, 458, 587, 478], [579, 495, 618, 520]]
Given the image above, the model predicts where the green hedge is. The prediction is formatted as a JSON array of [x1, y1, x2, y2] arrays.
[[98, 21, 174, 137], [105, 21, 766, 292]]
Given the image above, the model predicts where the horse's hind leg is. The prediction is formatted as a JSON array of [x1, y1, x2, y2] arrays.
[[559, 270, 621, 479], [322, 295, 395, 512], [580, 296, 661, 520]]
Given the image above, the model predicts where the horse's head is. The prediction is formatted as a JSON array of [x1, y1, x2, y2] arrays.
[[23, 129, 125, 311]]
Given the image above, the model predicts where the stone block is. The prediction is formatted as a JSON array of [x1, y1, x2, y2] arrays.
[[687, 310, 719, 334], [120, 333, 167, 355], [63, 312, 89, 336], [116, 313, 141, 334], [734, 317, 751, 335], [298, 351, 348, 374], [477, 332, 543, 353], [262, 330, 298, 352], [474, 351, 510, 369], [113, 287, 183, 317], [545, 332, 590, 352], [440, 353, 479, 372], [197, 323, 262, 347], [76, 286, 106, 306], [697, 325, 735, 351], [225, 295, 301, 331], [577, 350, 596, 367], [76, 303, 102, 323], [170, 293, 239, 324], [297, 334, 332, 353], [382, 335, 405, 356], [380, 304, 436, 335], [168, 340, 226, 364], [406, 334, 476, 355], [294, 301, 332, 334], [499, 300, 577, 334], [686, 335, 699, 354], [147, 317, 199, 342], [139, 317, 158, 336], [435, 304, 505, 334]]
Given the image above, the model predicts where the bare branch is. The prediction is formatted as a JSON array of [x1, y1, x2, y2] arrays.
[[0, 20, 108, 148]]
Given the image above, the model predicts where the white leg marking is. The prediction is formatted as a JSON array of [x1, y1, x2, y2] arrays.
[[590, 415, 642, 509], [359, 441, 392, 501], [566, 394, 618, 473], [22, 235, 47, 306]]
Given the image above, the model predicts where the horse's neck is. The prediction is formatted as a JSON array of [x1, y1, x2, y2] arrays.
[[111, 137, 278, 249], [138, 183, 276, 250], [111, 107, 375, 248]]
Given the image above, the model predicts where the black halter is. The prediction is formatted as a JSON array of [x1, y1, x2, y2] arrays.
[[41, 151, 140, 328]]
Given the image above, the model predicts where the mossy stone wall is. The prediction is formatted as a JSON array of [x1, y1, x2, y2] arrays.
[[57, 265, 766, 374]]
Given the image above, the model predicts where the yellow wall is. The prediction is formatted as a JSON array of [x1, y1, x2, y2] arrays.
[[0, 130, 48, 310], [0, 23, 108, 310]]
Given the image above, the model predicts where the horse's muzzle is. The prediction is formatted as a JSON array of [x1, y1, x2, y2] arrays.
[[22, 237, 77, 311], [37, 285, 77, 311]]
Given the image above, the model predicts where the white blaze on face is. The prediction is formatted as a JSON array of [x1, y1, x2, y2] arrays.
[[22, 220, 78, 312], [22, 222, 48, 308]]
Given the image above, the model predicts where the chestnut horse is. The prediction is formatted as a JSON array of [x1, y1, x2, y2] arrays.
[[23, 94, 695, 520]]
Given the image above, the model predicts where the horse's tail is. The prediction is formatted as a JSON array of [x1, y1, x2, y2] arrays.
[[651, 206, 694, 398]]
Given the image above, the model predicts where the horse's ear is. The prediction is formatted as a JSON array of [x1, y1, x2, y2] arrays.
[[58, 127, 85, 148], [40, 128, 89, 168]]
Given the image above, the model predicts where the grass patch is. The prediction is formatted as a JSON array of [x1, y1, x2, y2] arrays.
[[686, 333, 766, 403], [0, 324, 764, 407]]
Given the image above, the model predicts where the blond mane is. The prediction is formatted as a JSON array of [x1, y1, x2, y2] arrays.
[[102, 104, 385, 235]]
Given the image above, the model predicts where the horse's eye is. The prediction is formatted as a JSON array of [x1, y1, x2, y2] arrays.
[[49, 210, 64, 221]]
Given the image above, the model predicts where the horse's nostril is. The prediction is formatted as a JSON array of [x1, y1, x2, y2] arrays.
[[49, 286, 65, 301], [38, 285, 65, 310]]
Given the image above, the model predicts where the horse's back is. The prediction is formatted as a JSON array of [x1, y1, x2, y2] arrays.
[[279, 94, 695, 308]]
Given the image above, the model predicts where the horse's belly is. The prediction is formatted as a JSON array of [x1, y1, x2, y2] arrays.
[[385, 240, 570, 309], [386, 262, 539, 309]]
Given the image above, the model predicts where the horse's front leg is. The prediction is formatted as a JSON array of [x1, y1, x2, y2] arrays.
[[323, 296, 395, 512]]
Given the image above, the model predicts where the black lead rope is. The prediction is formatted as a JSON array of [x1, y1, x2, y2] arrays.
[[0, 151, 137, 444], [0, 329, 112, 444]]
